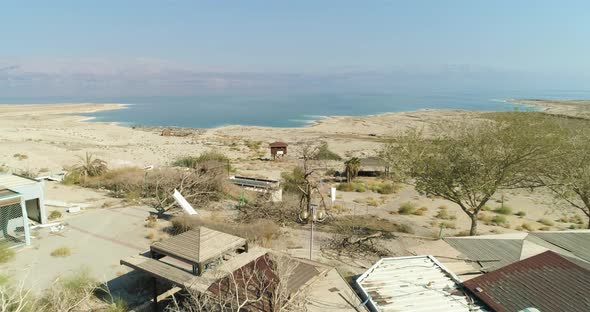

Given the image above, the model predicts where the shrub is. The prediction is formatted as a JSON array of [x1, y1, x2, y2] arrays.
[[50, 247, 71, 257], [170, 216, 281, 246], [491, 215, 507, 225], [145, 215, 157, 228], [396, 224, 415, 234], [413, 207, 428, 216], [398, 202, 417, 215], [244, 140, 263, 150], [539, 226, 551, 231], [515, 211, 526, 217], [522, 222, 535, 231], [173, 151, 229, 169], [0, 243, 15, 263], [372, 182, 397, 194], [48, 210, 62, 220], [336, 182, 366, 192], [441, 221, 456, 229], [481, 205, 492, 211], [145, 232, 156, 240], [105, 298, 128, 312], [538, 218, 554, 226], [13, 153, 28, 160], [494, 206, 512, 215], [314, 143, 342, 160], [435, 207, 456, 220]]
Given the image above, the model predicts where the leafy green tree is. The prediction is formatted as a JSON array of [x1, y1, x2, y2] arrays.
[[538, 121, 590, 228], [381, 113, 560, 235]]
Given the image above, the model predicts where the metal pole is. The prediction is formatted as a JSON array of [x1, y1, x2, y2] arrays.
[[309, 205, 316, 260]]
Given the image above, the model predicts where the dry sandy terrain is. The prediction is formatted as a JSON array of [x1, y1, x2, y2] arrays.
[[0, 103, 586, 235]]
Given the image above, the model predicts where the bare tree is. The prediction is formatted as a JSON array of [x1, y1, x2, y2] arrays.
[[170, 254, 306, 312]]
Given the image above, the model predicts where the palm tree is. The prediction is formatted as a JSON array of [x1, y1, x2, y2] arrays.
[[73, 152, 108, 178], [344, 157, 361, 183]]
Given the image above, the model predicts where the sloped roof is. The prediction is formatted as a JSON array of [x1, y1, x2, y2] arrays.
[[355, 256, 487, 312], [463, 251, 590, 312], [444, 230, 590, 273], [269, 141, 288, 147], [530, 231, 590, 262], [444, 238, 523, 271], [151, 227, 247, 264]]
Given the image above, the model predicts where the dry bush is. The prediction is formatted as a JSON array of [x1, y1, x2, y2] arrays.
[[145, 215, 157, 228], [435, 206, 456, 220], [0, 243, 15, 263], [236, 193, 300, 225], [521, 222, 535, 231], [80, 166, 225, 213], [50, 247, 71, 258], [145, 232, 156, 240], [538, 218, 554, 226], [48, 210, 63, 220], [170, 215, 280, 246], [324, 216, 399, 257], [413, 207, 428, 216], [398, 202, 416, 215]]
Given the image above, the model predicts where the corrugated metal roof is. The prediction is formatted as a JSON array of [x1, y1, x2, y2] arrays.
[[0, 174, 40, 189], [530, 231, 590, 263], [355, 256, 487, 312], [463, 251, 590, 312], [444, 238, 523, 271]]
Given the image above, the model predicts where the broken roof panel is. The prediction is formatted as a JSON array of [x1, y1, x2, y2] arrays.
[[355, 255, 487, 312], [463, 251, 590, 312], [444, 238, 523, 271]]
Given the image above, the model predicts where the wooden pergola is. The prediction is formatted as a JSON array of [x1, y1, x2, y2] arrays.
[[120, 227, 248, 309]]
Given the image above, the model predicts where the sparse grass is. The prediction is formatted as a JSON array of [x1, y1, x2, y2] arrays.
[[50, 247, 71, 257], [0, 243, 15, 263], [493, 205, 513, 215], [314, 143, 342, 160], [244, 140, 263, 151], [398, 202, 417, 215], [491, 215, 508, 225], [48, 210, 63, 220], [105, 298, 128, 312], [337, 182, 366, 192], [441, 221, 456, 229], [145, 232, 156, 240], [435, 207, 456, 220], [539, 226, 551, 231], [172, 151, 229, 169], [456, 230, 471, 236], [515, 211, 526, 217], [413, 207, 428, 216], [367, 180, 397, 194], [13, 153, 28, 160], [538, 218, 554, 226], [481, 205, 492, 211]]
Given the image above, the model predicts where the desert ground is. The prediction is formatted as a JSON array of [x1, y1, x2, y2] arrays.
[[1, 100, 589, 297]]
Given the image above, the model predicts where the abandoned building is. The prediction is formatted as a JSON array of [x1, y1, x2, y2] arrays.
[[269, 141, 288, 159]]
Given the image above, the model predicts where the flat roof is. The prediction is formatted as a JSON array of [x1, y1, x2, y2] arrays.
[[355, 255, 487, 312], [0, 174, 40, 189]]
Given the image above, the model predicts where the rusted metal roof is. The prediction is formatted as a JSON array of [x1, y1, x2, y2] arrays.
[[269, 141, 288, 147], [355, 256, 487, 312], [463, 251, 590, 312]]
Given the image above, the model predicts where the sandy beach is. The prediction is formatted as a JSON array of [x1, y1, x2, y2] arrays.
[[0, 103, 483, 178]]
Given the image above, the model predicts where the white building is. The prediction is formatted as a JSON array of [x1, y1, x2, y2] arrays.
[[0, 174, 47, 224]]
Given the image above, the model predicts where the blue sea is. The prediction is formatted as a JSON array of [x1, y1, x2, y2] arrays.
[[2, 90, 589, 128]]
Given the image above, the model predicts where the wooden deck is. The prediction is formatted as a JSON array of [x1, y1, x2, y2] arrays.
[[151, 227, 247, 265]]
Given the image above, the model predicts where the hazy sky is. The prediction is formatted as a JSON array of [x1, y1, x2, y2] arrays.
[[1, 1, 589, 96]]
